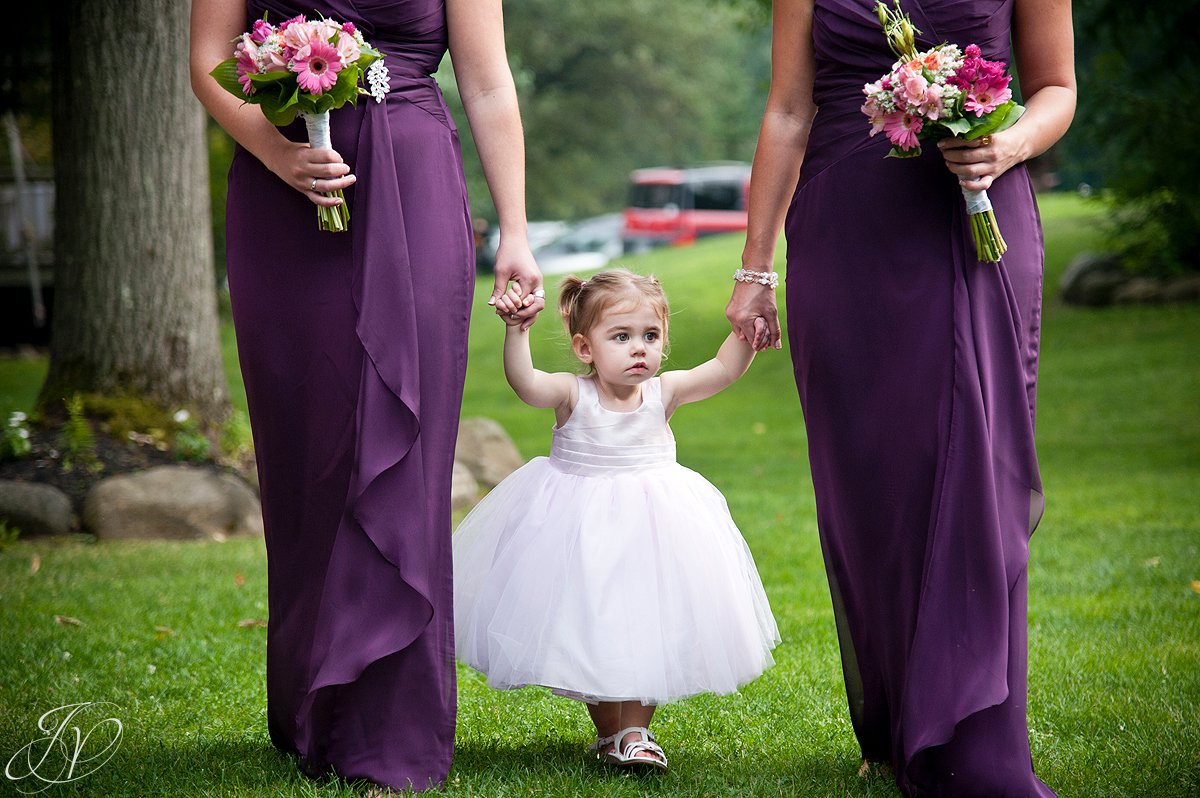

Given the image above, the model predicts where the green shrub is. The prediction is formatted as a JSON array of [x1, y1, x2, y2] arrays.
[[1104, 190, 1199, 277], [171, 409, 212, 462], [58, 393, 97, 470], [1, 411, 32, 460]]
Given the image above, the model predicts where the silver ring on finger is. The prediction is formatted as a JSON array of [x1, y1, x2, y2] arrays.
[[532, 288, 546, 299], [310, 178, 318, 192]]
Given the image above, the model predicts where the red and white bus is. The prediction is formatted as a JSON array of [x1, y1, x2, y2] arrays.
[[622, 163, 752, 253]]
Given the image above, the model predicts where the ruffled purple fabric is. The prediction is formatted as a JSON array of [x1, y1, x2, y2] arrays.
[[227, 0, 471, 790]]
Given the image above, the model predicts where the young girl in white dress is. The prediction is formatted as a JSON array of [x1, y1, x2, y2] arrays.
[[454, 269, 780, 772]]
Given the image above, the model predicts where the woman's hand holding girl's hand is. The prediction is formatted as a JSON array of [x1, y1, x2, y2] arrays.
[[264, 139, 356, 208], [726, 280, 782, 352], [489, 237, 544, 331], [937, 132, 1022, 192], [494, 284, 528, 327]]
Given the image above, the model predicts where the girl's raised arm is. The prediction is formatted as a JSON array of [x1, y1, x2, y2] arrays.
[[660, 333, 755, 417], [503, 326, 577, 414]]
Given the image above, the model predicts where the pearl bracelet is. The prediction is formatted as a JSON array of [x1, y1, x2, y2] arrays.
[[733, 268, 779, 289]]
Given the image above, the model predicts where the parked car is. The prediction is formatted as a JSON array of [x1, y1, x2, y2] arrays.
[[533, 214, 624, 275], [0, 181, 54, 345], [477, 219, 569, 274], [622, 163, 751, 253]]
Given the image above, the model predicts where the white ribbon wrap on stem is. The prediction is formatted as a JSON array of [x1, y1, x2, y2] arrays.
[[302, 111, 332, 151], [962, 188, 993, 215], [298, 110, 349, 232]]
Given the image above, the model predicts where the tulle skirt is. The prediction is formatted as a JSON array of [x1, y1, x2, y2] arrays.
[[453, 457, 780, 704]]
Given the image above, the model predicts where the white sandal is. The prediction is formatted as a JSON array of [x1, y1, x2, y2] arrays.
[[586, 732, 619, 762], [608, 726, 668, 772]]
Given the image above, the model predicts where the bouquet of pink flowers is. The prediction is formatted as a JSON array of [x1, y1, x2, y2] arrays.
[[861, 1, 1024, 262], [210, 15, 391, 232]]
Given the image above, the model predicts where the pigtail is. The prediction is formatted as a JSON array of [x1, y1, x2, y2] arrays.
[[558, 275, 587, 334]]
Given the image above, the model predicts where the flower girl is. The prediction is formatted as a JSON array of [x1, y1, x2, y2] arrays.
[[454, 269, 779, 772]]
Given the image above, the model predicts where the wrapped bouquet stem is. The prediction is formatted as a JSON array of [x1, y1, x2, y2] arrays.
[[862, 0, 1024, 263], [210, 14, 390, 232], [963, 188, 1005, 262], [301, 110, 348, 232]]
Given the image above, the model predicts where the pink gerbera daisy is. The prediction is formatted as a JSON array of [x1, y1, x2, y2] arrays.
[[292, 41, 343, 94], [964, 80, 1012, 115], [883, 111, 923, 150]]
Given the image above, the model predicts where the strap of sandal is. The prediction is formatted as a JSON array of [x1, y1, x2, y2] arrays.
[[612, 726, 667, 766], [623, 739, 667, 766], [586, 732, 618, 753]]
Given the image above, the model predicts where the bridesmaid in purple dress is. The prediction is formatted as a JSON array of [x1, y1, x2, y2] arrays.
[[728, 0, 1075, 794], [190, 0, 542, 791]]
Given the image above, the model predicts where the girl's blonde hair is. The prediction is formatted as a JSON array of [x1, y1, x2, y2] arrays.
[[557, 269, 670, 346]]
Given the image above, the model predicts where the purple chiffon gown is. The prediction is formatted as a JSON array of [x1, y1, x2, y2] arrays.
[[224, 0, 472, 790], [785, 0, 1055, 795]]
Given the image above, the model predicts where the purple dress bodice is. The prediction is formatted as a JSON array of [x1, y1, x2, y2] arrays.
[[248, 0, 448, 75], [801, 0, 1015, 186]]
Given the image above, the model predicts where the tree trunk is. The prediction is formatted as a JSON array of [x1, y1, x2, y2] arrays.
[[41, 0, 228, 422]]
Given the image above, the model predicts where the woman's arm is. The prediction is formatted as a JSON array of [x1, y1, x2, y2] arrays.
[[938, 0, 1076, 190], [188, 0, 355, 206], [502, 325, 577, 413], [660, 333, 755, 417], [447, 0, 544, 328], [728, 0, 817, 352]]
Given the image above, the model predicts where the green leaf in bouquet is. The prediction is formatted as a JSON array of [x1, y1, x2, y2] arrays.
[[314, 93, 337, 115], [261, 103, 298, 127], [245, 71, 295, 110], [941, 117, 972, 136], [964, 101, 1025, 140], [210, 58, 245, 98], [256, 83, 300, 126], [359, 47, 381, 67], [887, 145, 923, 159], [247, 70, 294, 88], [294, 93, 319, 117], [327, 67, 362, 108], [991, 102, 1025, 134]]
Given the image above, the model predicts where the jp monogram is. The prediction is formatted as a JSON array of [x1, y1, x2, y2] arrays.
[[5, 702, 123, 794]]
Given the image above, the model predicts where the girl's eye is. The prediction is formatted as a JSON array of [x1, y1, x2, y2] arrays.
[[615, 333, 629, 342], [644, 332, 658, 342]]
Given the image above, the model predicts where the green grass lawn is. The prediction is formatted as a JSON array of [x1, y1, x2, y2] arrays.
[[1, 193, 1198, 796]]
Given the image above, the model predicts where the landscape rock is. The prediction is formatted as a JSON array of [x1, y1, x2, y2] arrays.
[[0, 480, 74, 537], [1059, 253, 1129, 306], [451, 459, 480, 512], [1162, 274, 1200, 303], [456, 417, 525, 489], [83, 465, 263, 541], [1113, 277, 1165, 304]]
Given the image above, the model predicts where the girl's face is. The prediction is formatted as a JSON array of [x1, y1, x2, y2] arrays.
[[572, 299, 665, 389]]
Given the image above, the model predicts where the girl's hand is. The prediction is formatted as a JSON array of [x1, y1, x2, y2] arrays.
[[264, 140, 356, 208], [489, 238, 544, 331], [726, 280, 781, 352], [494, 284, 527, 326], [937, 133, 1021, 192]]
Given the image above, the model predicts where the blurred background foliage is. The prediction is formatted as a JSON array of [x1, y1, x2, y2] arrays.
[[2, 0, 1195, 276]]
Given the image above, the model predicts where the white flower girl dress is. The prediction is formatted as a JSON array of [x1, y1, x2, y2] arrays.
[[454, 375, 780, 704]]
